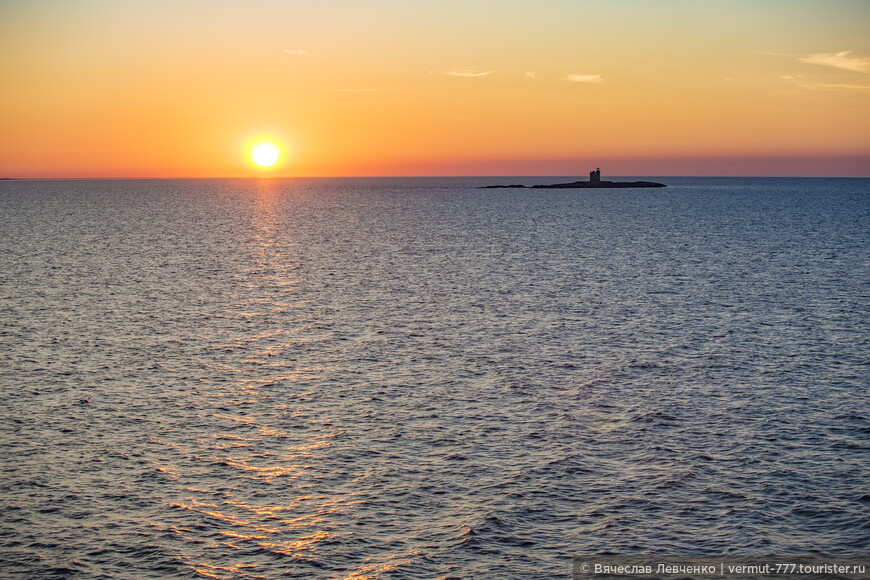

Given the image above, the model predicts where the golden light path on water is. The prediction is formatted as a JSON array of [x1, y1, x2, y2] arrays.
[[186, 182, 330, 574], [140, 180, 417, 579]]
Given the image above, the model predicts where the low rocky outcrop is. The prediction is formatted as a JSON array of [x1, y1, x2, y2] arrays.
[[483, 180, 666, 189]]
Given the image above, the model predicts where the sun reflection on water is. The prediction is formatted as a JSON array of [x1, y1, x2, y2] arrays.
[[169, 180, 351, 578]]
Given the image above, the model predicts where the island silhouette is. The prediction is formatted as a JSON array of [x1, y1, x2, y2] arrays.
[[483, 168, 666, 189]]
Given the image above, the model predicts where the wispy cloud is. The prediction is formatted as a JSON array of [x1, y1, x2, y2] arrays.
[[442, 69, 493, 78], [525, 72, 536, 80], [563, 73, 604, 84], [331, 88, 380, 92], [757, 50, 793, 58], [799, 51, 870, 74], [780, 74, 870, 91], [284, 49, 309, 56]]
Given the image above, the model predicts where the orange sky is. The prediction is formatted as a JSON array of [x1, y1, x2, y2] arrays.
[[1, 0, 869, 177]]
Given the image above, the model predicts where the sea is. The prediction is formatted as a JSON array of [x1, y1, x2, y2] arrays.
[[1, 176, 868, 579]]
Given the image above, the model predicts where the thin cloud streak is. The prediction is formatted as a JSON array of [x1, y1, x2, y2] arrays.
[[758, 50, 794, 58], [284, 49, 309, 56], [563, 73, 604, 83], [443, 69, 493, 78], [780, 74, 870, 91], [799, 51, 870, 74]]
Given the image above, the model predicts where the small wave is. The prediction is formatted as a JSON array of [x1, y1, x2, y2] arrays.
[[629, 410, 678, 424]]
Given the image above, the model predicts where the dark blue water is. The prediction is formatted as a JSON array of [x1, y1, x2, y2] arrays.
[[1, 177, 868, 578]]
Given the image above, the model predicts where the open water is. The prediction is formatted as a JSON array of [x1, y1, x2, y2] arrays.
[[1, 177, 869, 579]]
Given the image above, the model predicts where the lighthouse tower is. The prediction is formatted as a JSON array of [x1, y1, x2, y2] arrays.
[[590, 167, 601, 182]]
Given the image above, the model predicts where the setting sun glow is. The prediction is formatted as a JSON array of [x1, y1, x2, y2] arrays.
[[1, 1, 868, 177], [250, 142, 281, 169]]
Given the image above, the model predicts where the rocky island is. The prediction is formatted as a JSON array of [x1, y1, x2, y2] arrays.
[[483, 168, 665, 189]]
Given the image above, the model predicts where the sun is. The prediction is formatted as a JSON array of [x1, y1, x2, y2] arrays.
[[250, 142, 281, 168]]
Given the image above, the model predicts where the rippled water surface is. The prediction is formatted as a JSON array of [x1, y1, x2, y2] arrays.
[[1, 177, 869, 579]]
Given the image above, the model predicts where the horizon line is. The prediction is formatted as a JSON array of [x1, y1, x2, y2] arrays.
[[3, 173, 870, 180]]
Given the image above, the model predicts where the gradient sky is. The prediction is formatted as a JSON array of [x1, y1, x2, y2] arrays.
[[1, 0, 869, 177]]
